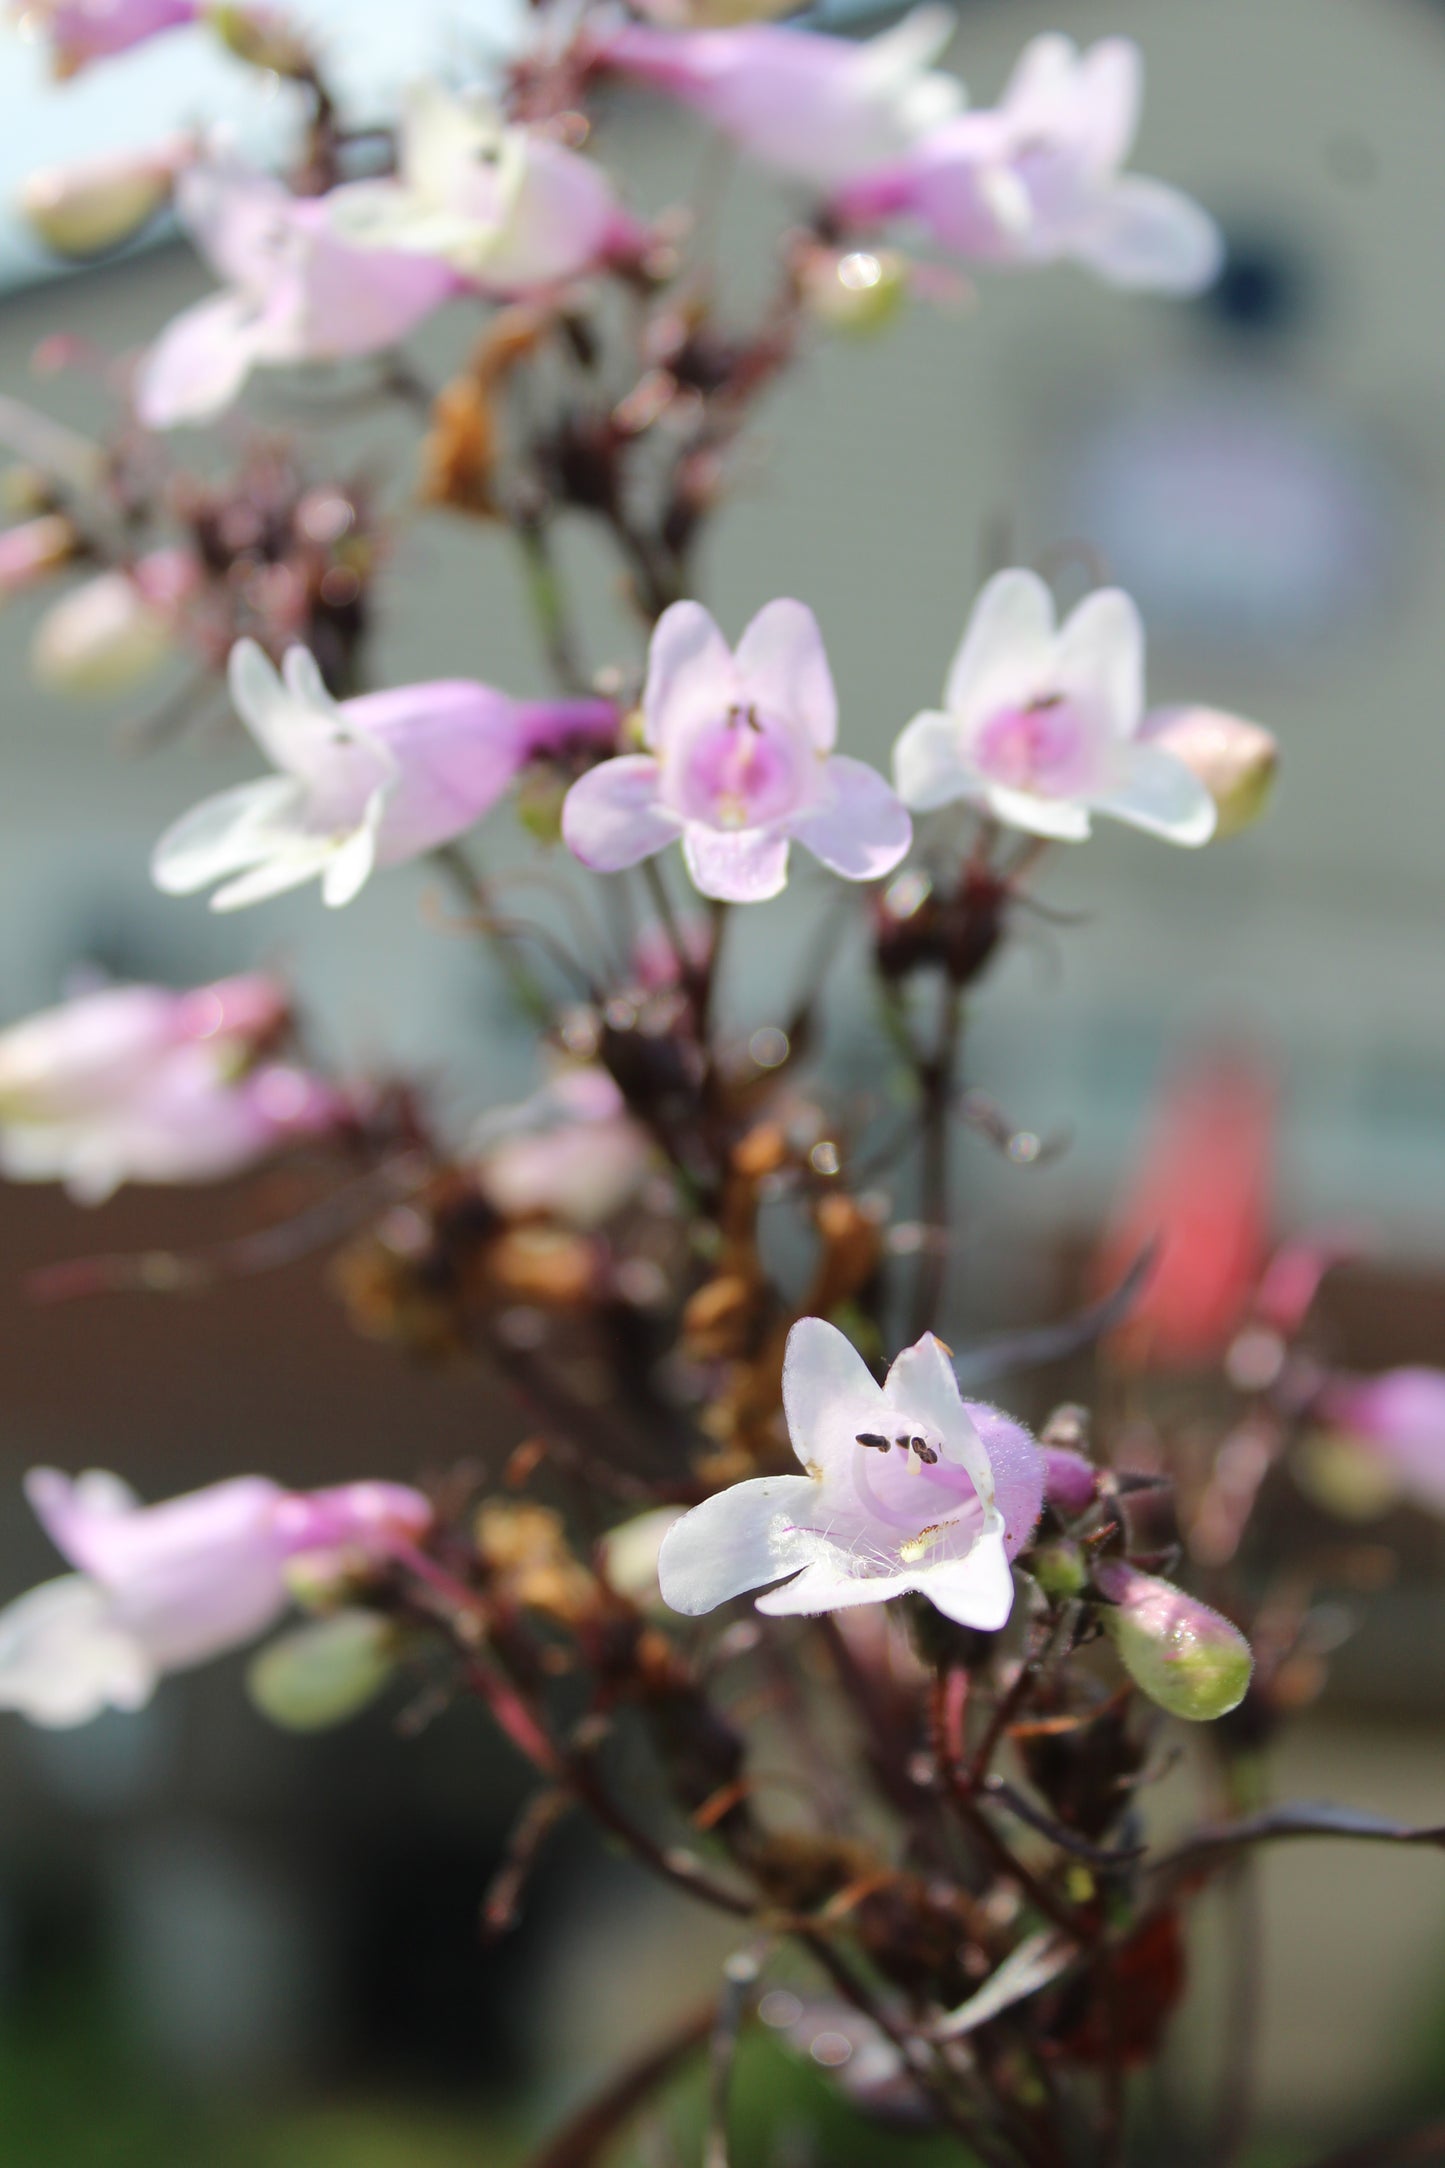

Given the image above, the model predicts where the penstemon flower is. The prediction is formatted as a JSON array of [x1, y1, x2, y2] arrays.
[[891, 567, 1218, 845], [837, 35, 1222, 295], [0, 973, 342, 1201], [658, 1318, 1043, 1625], [328, 82, 642, 292], [593, 6, 962, 193], [135, 161, 460, 430], [152, 640, 618, 912], [474, 1068, 654, 1232], [0, 1470, 431, 1727], [562, 599, 911, 902], [1316, 1369, 1445, 1520]]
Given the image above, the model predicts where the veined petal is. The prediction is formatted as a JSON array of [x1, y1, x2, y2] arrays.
[[1091, 740, 1216, 846], [734, 598, 837, 751], [783, 1316, 884, 1474], [561, 756, 681, 872], [681, 824, 789, 902], [657, 1475, 820, 1615], [787, 756, 911, 881], [945, 568, 1056, 721], [134, 292, 261, 431], [755, 1558, 912, 1616], [1053, 588, 1144, 738], [1074, 175, 1224, 295], [979, 782, 1092, 842], [919, 1529, 1014, 1629], [643, 602, 735, 751], [150, 777, 303, 895]]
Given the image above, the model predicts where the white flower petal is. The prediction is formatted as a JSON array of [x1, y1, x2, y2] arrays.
[[787, 755, 911, 881], [979, 783, 1092, 842], [321, 791, 385, 907], [643, 601, 736, 751], [945, 568, 1057, 722], [734, 598, 837, 753], [681, 825, 790, 903], [1091, 741, 1217, 847], [134, 292, 261, 431], [892, 708, 978, 813], [0, 1574, 155, 1728], [656, 1476, 820, 1615], [1053, 588, 1144, 739], [208, 839, 342, 913], [919, 1529, 1014, 1629], [1074, 39, 1143, 174], [150, 777, 303, 895], [782, 1317, 884, 1474], [1075, 175, 1224, 295], [755, 1559, 913, 1617], [884, 1333, 995, 1506]]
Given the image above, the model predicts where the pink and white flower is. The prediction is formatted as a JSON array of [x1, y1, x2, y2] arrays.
[[1317, 1370, 1445, 1520], [0, 972, 342, 1202], [838, 36, 1222, 294], [593, 6, 962, 193], [658, 1318, 1043, 1626], [23, 0, 199, 76], [328, 82, 641, 292], [153, 639, 617, 912], [135, 160, 460, 430], [562, 599, 911, 903], [891, 568, 1216, 845], [0, 1470, 431, 1727], [474, 1067, 653, 1231]]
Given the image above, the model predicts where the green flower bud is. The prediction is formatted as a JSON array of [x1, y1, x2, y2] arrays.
[[1030, 1541, 1088, 1602], [1095, 1560, 1252, 1722], [246, 1610, 398, 1732]]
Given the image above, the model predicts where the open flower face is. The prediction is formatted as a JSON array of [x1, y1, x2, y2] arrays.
[[328, 83, 638, 292], [658, 1318, 1043, 1625], [136, 162, 458, 430], [562, 599, 911, 902], [597, 6, 962, 193], [892, 569, 1216, 845], [838, 35, 1221, 295]]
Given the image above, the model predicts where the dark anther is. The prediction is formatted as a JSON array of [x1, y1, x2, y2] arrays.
[[910, 1437, 940, 1464], [855, 1432, 891, 1451]]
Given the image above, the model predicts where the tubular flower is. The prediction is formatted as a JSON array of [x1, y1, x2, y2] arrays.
[[0, 973, 340, 1202], [328, 82, 642, 292], [838, 35, 1222, 295], [135, 161, 460, 430], [0, 1471, 431, 1727], [593, 6, 962, 193], [153, 640, 617, 912], [563, 599, 911, 902], [658, 1318, 1043, 1626], [891, 568, 1217, 845]]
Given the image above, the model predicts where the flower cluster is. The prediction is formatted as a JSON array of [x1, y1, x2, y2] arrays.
[[0, 8, 1433, 2168]]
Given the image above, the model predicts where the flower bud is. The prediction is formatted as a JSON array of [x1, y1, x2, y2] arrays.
[[1094, 1560, 1252, 1722], [799, 245, 908, 336], [246, 1610, 398, 1731], [20, 140, 185, 258], [1142, 707, 1279, 840], [1031, 1540, 1088, 1601], [30, 568, 174, 694], [1042, 1445, 1097, 1520], [0, 513, 77, 599]]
